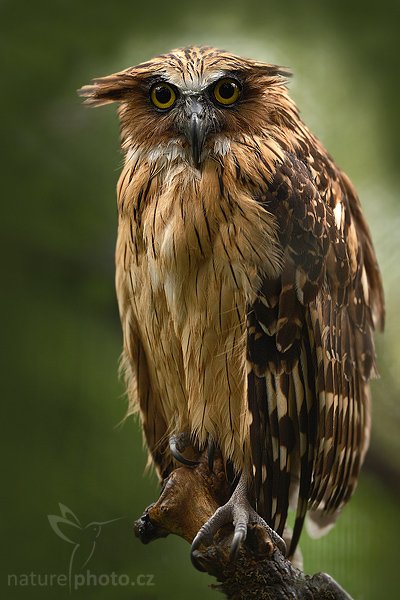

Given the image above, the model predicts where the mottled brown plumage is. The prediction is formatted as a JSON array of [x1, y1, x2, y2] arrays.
[[79, 46, 384, 559]]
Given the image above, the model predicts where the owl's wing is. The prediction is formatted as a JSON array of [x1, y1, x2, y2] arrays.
[[247, 151, 384, 555]]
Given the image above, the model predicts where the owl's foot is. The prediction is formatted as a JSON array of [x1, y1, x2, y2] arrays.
[[191, 468, 286, 569], [169, 433, 199, 467]]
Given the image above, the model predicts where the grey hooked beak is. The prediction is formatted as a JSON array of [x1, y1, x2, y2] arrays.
[[184, 98, 208, 168]]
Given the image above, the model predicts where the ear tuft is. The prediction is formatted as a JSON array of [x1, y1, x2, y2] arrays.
[[261, 64, 292, 80], [77, 71, 137, 107], [240, 58, 293, 84], [274, 66, 292, 79]]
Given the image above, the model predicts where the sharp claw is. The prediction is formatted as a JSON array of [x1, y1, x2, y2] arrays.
[[230, 527, 246, 560], [189, 468, 286, 566], [191, 523, 213, 552], [191, 528, 212, 571], [190, 508, 226, 569], [170, 446, 198, 466], [169, 435, 199, 467], [191, 531, 202, 553], [190, 548, 207, 572]]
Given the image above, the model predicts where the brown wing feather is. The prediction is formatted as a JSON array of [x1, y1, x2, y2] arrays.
[[248, 149, 384, 555]]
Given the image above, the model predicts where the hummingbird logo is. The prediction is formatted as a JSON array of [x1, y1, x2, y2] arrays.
[[48, 503, 121, 591]]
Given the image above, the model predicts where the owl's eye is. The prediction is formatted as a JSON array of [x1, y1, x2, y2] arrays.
[[213, 78, 241, 106], [150, 83, 177, 110]]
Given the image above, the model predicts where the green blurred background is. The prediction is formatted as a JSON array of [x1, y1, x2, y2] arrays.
[[2, 1, 399, 598]]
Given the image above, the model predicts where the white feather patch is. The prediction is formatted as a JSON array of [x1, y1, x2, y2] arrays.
[[333, 202, 342, 230], [306, 509, 339, 539], [214, 136, 231, 157]]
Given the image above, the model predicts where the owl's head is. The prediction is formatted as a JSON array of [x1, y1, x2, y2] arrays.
[[79, 46, 292, 169]]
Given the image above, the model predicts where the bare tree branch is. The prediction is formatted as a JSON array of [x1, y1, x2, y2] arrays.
[[134, 455, 353, 599]]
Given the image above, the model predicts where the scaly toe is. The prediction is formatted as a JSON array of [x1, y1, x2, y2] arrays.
[[191, 524, 215, 570], [190, 503, 234, 568], [190, 468, 287, 568]]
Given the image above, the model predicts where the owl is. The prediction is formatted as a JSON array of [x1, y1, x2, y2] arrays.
[[79, 46, 384, 562]]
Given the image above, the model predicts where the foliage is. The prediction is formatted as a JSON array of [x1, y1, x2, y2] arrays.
[[2, 1, 399, 598]]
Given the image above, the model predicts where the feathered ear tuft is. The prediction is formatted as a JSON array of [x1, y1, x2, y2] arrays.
[[254, 63, 292, 81], [238, 57, 292, 84], [77, 70, 138, 107], [271, 65, 292, 79]]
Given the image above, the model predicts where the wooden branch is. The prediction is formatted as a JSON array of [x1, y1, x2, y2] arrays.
[[134, 455, 353, 599]]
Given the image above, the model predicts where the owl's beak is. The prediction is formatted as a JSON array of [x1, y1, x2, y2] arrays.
[[184, 98, 208, 168], [189, 114, 205, 168]]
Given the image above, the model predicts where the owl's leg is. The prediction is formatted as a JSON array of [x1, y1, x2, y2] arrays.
[[169, 433, 199, 467], [191, 467, 286, 567]]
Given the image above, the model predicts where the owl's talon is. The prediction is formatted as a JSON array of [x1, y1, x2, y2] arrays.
[[190, 468, 286, 567], [230, 527, 246, 560], [190, 548, 208, 572], [169, 433, 199, 467]]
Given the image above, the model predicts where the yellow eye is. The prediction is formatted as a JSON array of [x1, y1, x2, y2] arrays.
[[213, 78, 241, 106], [150, 83, 176, 110]]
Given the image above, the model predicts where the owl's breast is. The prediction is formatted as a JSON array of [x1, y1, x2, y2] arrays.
[[116, 160, 283, 467]]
